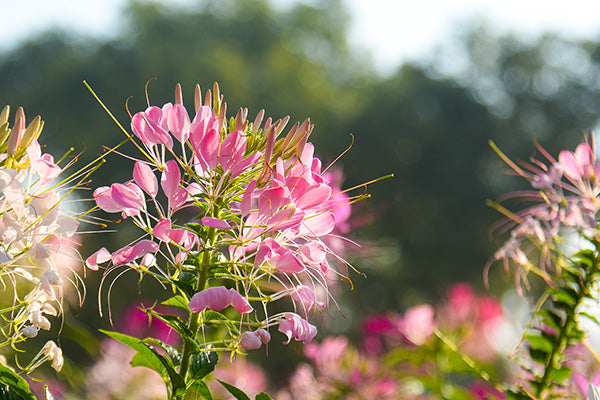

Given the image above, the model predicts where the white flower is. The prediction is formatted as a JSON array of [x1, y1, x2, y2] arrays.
[[43, 341, 63, 371]]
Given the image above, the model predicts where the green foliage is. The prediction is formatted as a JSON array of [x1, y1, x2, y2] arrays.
[[188, 351, 218, 382], [0, 364, 35, 400], [100, 329, 187, 396], [216, 379, 273, 400], [514, 249, 600, 398]]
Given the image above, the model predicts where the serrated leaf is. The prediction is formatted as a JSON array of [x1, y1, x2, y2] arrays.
[[0, 363, 36, 400], [162, 295, 190, 311], [217, 379, 251, 400], [189, 351, 218, 381], [255, 393, 273, 400]]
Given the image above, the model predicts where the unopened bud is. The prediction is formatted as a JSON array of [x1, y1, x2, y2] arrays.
[[22, 325, 39, 338], [7, 107, 25, 157], [0, 105, 9, 127], [19, 115, 43, 152]]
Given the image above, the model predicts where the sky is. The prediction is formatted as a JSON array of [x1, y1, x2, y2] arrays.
[[1, 0, 600, 74]]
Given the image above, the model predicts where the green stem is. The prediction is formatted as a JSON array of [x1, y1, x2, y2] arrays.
[[535, 251, 598, 399], [174, 226, 216, 400]]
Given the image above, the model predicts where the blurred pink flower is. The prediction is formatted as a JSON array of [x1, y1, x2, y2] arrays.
[[401, 304, 435, 345]]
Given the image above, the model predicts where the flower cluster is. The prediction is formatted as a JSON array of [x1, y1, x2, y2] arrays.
[[488, 139, 600, 292], [0, 105, 84, 373], [277, 283, 506, 400], [88, 83, 355, 375], [488, 137, 600, 398]]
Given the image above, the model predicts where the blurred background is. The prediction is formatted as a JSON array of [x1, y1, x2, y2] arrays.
[[2, 0, 600, 392]]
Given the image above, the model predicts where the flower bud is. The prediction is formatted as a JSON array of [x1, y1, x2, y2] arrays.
[[22, 325, 39, 338]]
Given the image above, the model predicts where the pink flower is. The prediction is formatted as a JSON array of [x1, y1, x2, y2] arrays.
[[133, 161, 158, 197], [85, 247, 111, 271], [111, 240, 159, 266], [188, 286, 252, 314], [401, 304, 435, 345], [131, 106, 173, 149], [255, 238, 305, 274], [240, 329, 271, 350], [278, 313, 317, 344]]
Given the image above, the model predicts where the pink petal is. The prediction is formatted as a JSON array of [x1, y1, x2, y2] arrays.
[[559, 150, 582, 181], [93, 186, 121, 213], [168, 103, 191, 143], [241, 180, 256, 217], [299, 212, 335, 236], [161, 160, 181, 200], [153, 219, 172, 242], [85, 248, 111, 270], [170, 187, 189, 211], [199, 128, 220, 170], [219, 130, 246, 172], [111, 183, 145, 213], [278, 313, 317, 344], [230, 290, 253, 314], [189, 286, 232, 313], [296, 184, 332, 210], [201, 216, 232, 230], [271, 251, 305, 274], [133, 161, 158, 197]]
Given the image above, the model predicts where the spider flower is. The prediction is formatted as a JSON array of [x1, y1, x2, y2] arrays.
[[488, 138, 600, 292], [91, 83, 360, 363], [0, 105, 89, 373]]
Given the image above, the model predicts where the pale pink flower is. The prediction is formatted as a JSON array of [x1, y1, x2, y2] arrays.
[[278, 312, 318, 344], [401, 304, 435, 345], [188, 286, 252, 314]]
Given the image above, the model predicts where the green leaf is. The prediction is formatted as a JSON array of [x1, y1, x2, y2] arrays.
[[172, 271, 197, 298], [506, 389, 533, 400], [579, 311, 600, 325], [552, 290, 576, 308], [216, 379, 251, 400], [548, 367, 571, 382], [145, 309, 195, 341], [528, 348, 548, 364], [100, 330, 186, 396], [0, 364, 35, 400], [186, 380, 213, 400], [525, 333, 553, 353], [189, 351, 218, 381], [101, 330, 166, 376], [255, 393, 273, 400], [143, 338, 181, 365], [162, 295, 190, 312], [536, 309, 562, 332]]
